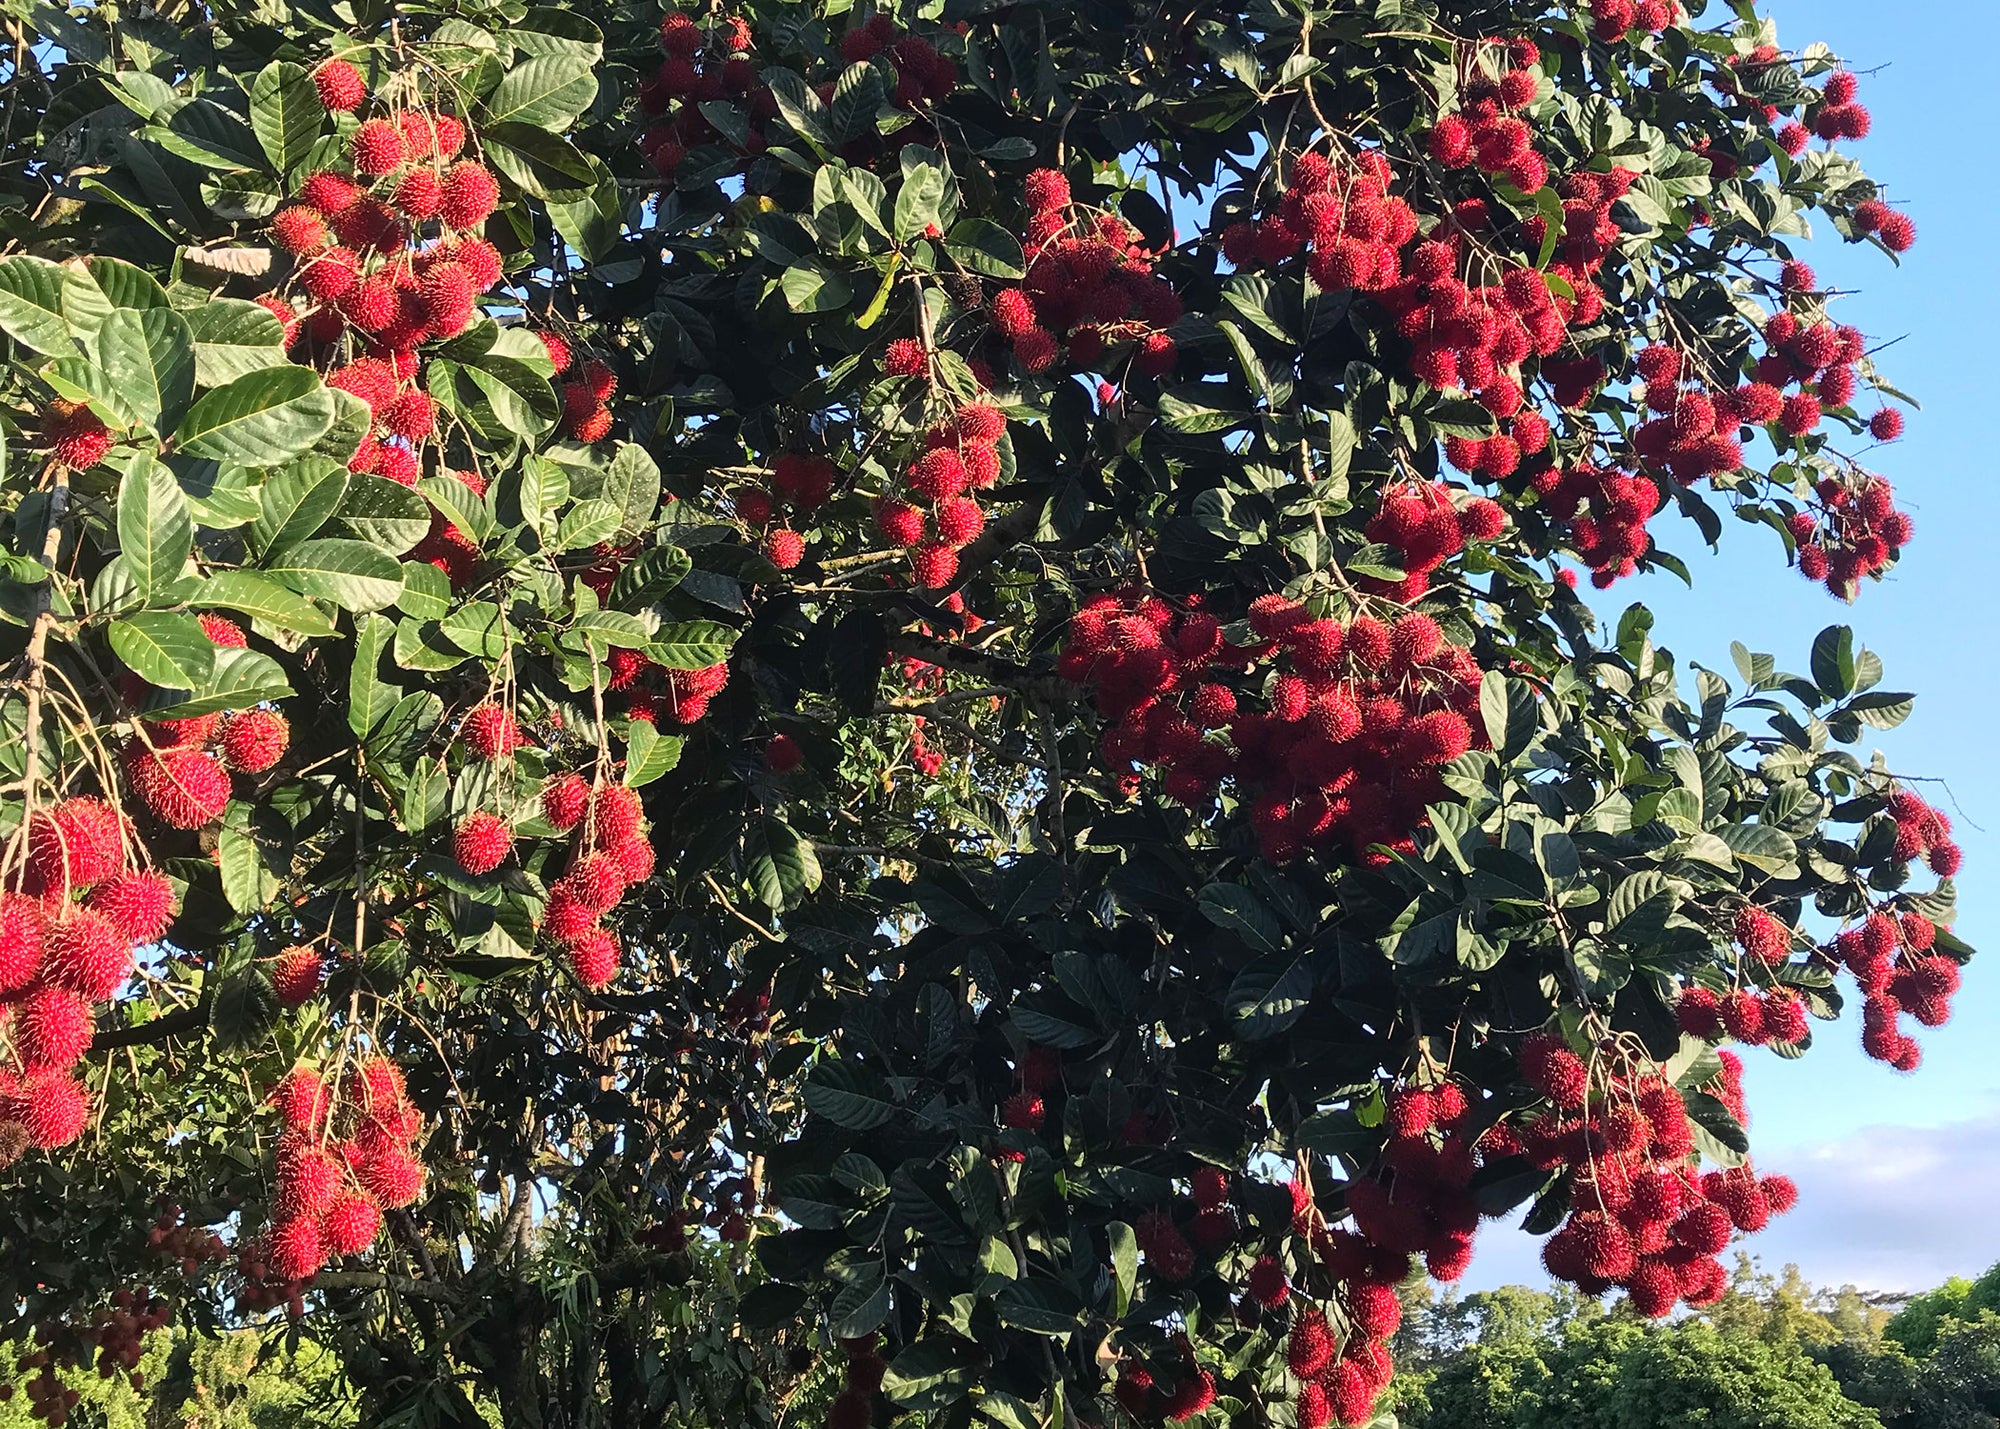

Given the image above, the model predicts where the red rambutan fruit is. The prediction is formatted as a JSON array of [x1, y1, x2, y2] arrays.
[[220, 709, 290, 774], [271, 946, 326, 1007], [87, 870, 176, 945], [453, 812, 514, 875]]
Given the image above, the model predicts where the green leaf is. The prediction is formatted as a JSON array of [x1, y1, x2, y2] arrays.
[[762, 67, 833, 148], [249, 62, 321, 174], [1196, 882, 1282, 954], [184, 299, 288, 385], [139, 647, 293, 719], [830, 62, 884, 143], [944, 218, 1025, 279], [208, 970, 279, 1052], [254, 460, 349, 555], [195, 570, 335, 636], [1226, 955, 1313, 1040], [87, 307, 195, 432], [804, 1060, 897, 1130], [555, 499, 622, 552], [217, 821, 278, 915], [483, 54, 599, 130], [109, 612, 216, 688], [117, 449, 192, 596], [439, 602, 508, 659], [648, 620, 737, 670], [893, 157, 949, 241], [1108, 1221, 1138, 1318], [1684, 1090, 1750, 1168], [349, 613, 396, 740], [544, 159, 623, 263], [175, 366, 337, 464], [1810, 625, 1856, 700], [481, 122, 596, 201], [747, 816, 820, 910], [780, 265, 853, 314], [1480, 672, 1540, 760], [623, 721, 684, 786], [335, 475, 430, 554], [0, 256, 83, 356], [599, 442, 662, 537], [609, 546, 690, 608], [262, 539, 403, 612], [1714, 823, 1798, 872]]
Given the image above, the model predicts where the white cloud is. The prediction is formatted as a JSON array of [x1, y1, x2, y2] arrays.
[[1456, 1112, 2000, 1296]]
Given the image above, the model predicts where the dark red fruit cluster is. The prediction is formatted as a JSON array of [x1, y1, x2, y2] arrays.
[[1059, 591, 1490, 864], [826, 1334, 890, 1429], [1788, 473, 1914, 598], [637, 11, 764, 177], [143, 1201, 228, 1277], [536, 777, 656, 989], [257, 1057, 424, 1283], [1115, 1339, 1217, 1424], [1526, 462, 1664, 588], [1222, 149, 1421, 292], [1830, 902, 1960, 1073], [547, 340, 619, 445], [3, 1287, 170, 1422], [735, 453, 838, 570], [834, 14, 957, 107], [1588, 0, 1679, 42], [872, 400, 1006, 589], [1362, 480, 1507, 603], [987, 168, 1181, 378], [1516, 1038, 1796, 1319], [0, 797, 183, 1160]]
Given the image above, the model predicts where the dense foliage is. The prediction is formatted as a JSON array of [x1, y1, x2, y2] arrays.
[[0, 0, 1971, 1424]]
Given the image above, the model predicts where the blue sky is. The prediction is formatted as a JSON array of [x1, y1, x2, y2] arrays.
[[1464, 0, 2000, 1296]]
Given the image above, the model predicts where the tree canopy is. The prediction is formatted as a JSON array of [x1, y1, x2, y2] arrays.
[[0, 0, 1971, 1425]]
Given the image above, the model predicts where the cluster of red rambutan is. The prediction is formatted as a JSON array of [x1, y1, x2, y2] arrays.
[[1116, 1339, 1218, 1424], [114, 619, 290, 827], [825, 1334, 891, 1429], [1826, 903, 1960, 1073], [1059, 590, 1490, 864], [0, 796, 177, 1159], [1624, 344, 1752, 481], [1513, 1036, 1796, 1317], [638, 11, 762, 178], [547, 337, 619, 445], [1222, 149, 1421, 294], [145, 1200, 229, 1276], [986, 168, 1181, 379], [1525, 462, 1664, 588], [523, 774, 655, 989], [1588, 0, 1679, 42], [1362, 481, 1508, 603], [871, 399, 1006, 589], [834, 13, 957, 107], [253, 1058, 423, 1284], [1787, 473, 1914, 598], [1424, 49, 1550, 194], [3, 1287, 171, 1420], [735, 453, 838, 570]]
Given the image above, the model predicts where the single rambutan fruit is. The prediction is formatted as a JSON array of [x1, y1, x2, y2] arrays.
[[313, 59, 366, 112], [763, 529, 806, 569], [271, 946, 326, 1007], [322, 1192, 383, 1256], [1287, 1310, 1334, 1377], [453, 812, 514, 875], [355, 1146, 424, 1207], [130, 746, 232, 829], [565, 852, 627, 915], [29, 796, 128, 891], [567, 928, 620, 989], [270, 204, 331, 256], [350, 118, 407, 176], [220, 709, 290, 773], [87, 870, 176, 944], [542, 772, 590, 830], [16, 986, 94, 1070], [910, 542, 959, 589], [1245, 1253, 1289, 1308], [590, 783, 645, 846], [765, 734, 803, 773], [47, 400, 113, 470], [1001, 1091, 1045, 1129], [439, 161, 500, 229], [883, 338, 927, 376], [875, 498, 926, 548], [268, 1214, 329, 1281], [0, 895, 45, 993], [44, 907, 134, 1001], [11, 1072, 90, 1149], [460, 703, 519, 759]]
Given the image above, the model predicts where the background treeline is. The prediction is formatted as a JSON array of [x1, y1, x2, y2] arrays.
[[13, 1256, 1998, 1427]]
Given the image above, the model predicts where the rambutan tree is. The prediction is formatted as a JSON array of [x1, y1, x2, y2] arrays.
[[0, 0, 1969, 1424]]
